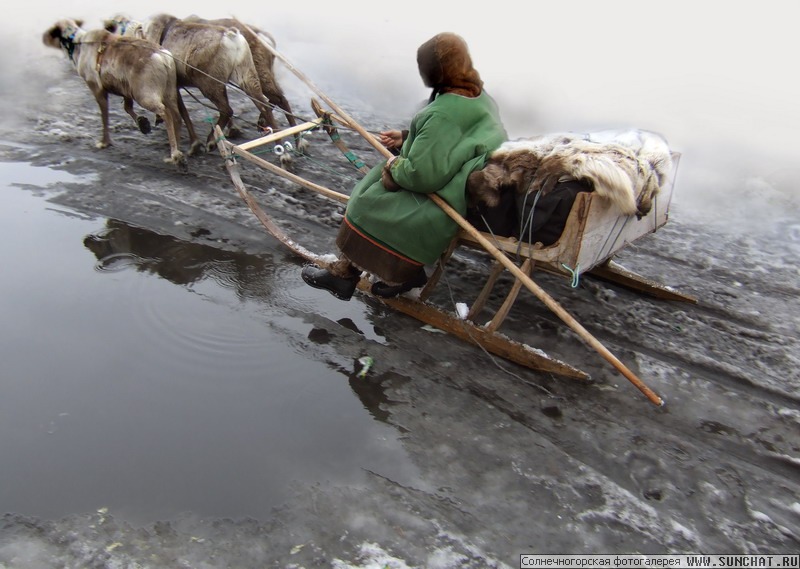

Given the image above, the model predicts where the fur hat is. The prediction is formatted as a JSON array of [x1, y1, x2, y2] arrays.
[[417, 32, 482, 99]]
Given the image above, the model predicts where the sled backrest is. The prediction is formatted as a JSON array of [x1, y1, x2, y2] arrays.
[[458, 152, 681, 276]]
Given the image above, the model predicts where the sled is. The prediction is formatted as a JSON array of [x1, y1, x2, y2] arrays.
[[440, 154, 693, 301], [214, 35, 696, 406]]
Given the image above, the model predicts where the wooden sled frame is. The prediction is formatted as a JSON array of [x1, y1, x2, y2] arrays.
[[424, 152, 693, 302], [215, 29, 697, 406]]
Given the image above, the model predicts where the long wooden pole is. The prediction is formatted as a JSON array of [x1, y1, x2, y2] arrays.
[[246, 29, 664, 406], [237, 20, 384, 150], [237, 117, 324, 151]]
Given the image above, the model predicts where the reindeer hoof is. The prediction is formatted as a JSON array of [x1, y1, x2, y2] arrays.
[[188, 142, 204, 156], [226, 126, 243, 140], [188, 141, 204, 156], [95, 141, 111, 149], [137, 116, 152, 135], [164, 154, 189, 173], [154, 114, 164, 126], [279, 152, 294, 171]]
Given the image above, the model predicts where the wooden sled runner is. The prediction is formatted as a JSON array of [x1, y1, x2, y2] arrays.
[[215, 34, 696, 406]]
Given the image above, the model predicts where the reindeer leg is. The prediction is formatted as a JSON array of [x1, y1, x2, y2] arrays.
[[202, 83, 234, 150], [239, 71, 277, 137], [264, 81, 308, 154], [244, 80, 295, 169], [277, 94, 309, 155], [176, 89, 203, 156], [226, 122, 243, 141], [162, 104, 188, 172], [91, 88, 112, 149], [223, 88, 243, 140], [124, 97, 151, 134]]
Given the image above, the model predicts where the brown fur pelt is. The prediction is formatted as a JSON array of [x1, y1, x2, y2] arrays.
[[467, 130, 673, 218]]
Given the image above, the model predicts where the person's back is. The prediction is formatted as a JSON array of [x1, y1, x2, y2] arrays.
[[302, 32, 507, 301], [347, 90, 506, 267]]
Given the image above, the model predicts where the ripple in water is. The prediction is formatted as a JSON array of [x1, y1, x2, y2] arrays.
[[92, 252, 154, 273], [83, 233, 308, 383]]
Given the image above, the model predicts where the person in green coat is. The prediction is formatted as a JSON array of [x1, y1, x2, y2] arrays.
[[302, 32, 507, 300]]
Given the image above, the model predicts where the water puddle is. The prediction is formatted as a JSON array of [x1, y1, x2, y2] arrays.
[[0, 161, 417, 525]]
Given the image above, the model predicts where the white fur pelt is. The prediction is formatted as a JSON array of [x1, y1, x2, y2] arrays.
[[468, 129, 673, 218]]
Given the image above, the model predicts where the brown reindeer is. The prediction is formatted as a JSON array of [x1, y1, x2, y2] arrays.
[[137, 13, 277, 152], [182, 15, 307, 154], [43, 19, 188, 171]]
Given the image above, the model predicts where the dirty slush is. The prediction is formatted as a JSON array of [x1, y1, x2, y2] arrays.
[[1, 40, 799, 568]]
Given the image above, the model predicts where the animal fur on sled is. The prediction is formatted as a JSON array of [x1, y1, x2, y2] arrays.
[[467, 129, 673, 218]]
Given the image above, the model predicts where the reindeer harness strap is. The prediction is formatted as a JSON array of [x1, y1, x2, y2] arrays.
[[95, 42, 108, 73], [59, 27, 78, 62]]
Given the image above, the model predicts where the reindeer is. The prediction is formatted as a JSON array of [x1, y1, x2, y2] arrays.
[[110, 14, 278, 153], [43, 19, 188, 171], [182, 15, 309, 156]]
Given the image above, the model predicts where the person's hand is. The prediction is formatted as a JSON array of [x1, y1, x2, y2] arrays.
[[379, 130, 403, 150], [382, 158, 402, 191]]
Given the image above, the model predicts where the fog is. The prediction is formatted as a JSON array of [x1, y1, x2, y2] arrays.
[[1, 3, 799, 564], [6, 0, 799, 231]]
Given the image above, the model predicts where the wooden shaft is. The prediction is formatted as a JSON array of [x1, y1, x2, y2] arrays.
[[241, 23, 387, 158], [244, 37, 664, 406], [237, 117, 324, 151], [485, 258, 533, 333], [228, 141, 349, 204]]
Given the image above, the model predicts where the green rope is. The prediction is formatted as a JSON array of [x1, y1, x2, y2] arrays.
[[561, 263, 581, 288], [342, 150, 366, 170], [325, 121, 367, 171]]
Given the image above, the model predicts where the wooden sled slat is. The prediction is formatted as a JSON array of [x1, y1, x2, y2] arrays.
[[236, 117, 325, 151], [588, 259, 698, 303], [364, 284, 589, 380]]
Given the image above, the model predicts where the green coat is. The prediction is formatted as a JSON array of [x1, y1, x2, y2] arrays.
[[345, 91, 507, 265]]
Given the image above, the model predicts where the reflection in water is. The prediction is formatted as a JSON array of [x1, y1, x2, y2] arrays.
[[82, 216, 408, 435], [1, 201, 419, 525], [83, 218, 276, 301], [347, 370, 409, 429]]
